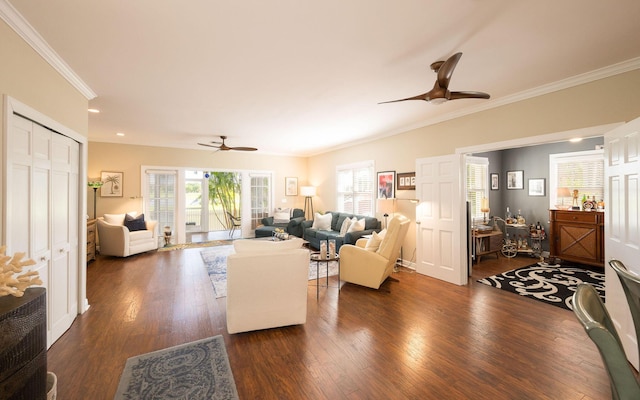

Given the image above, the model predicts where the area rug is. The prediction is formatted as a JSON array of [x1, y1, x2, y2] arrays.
[[200, 245, 339, 298], [157, 239, 232, 252], [477, 263, 605, 311], [114, 335, 239, 400]]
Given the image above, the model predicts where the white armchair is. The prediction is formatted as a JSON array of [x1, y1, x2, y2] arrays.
[[226, 238, 309, 334], [339, 215, 410, 289], [96, 213, 159, 257]]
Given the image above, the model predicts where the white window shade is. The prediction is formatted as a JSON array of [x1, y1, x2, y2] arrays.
[[549, 150, 604, 206], [336, 161, 374, 216]]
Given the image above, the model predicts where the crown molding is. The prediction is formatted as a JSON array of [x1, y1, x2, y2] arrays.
[[0, 0, 96, 100]]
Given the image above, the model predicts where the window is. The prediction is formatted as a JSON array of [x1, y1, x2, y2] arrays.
[[145, 169, 177, 246], [549, 150, 604, 206], [466, 156, 489, 223], [336, 160, 374, 216], [250, 174, 271, 229]]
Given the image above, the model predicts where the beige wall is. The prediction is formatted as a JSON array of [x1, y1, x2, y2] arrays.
[[0, 19, 89, 245], [88, 142, 309, 216], [308, 69, 640, 261]]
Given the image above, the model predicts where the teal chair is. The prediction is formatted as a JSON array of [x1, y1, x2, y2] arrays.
[[572, 284, 640, 400], [609, 259, 640, 363]]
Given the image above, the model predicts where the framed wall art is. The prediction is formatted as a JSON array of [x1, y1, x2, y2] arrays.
[[101, 171, 123, 197], [490, 173, 499, 190], [397, 172, 415, 190], [377, 171, 395, 199], [285, 177, 298, 196], [528, 178, 546, 196], [506, 170, 524, 190]]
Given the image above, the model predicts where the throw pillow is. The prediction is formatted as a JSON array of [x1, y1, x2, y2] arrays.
[[311, 212, 332, 230], [124, 213, 146, 232], [273, 208, 291, 224], [104, 213, 126, 226], [339, 217, 352, 236], [364, 229, 386, 251], [347, 217, 365, 233]]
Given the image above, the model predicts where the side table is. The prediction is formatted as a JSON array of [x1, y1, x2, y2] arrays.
[[310, 252, 340, 299]]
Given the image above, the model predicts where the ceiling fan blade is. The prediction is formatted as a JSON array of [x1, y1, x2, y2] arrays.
[[378, 92, 429, 104], [448, 91, 491, 100], [227, 146, 258, 151], [437, 52, 462, 90], [198, 142, 221, 148]]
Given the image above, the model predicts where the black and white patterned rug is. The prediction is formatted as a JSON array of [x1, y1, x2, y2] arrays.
[[201, 245, 339, 298], [477, 263, 605, 311], [114, 335, 239, 400]]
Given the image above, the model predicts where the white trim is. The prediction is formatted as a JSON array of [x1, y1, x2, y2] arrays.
[[0, 0, 97, 100]]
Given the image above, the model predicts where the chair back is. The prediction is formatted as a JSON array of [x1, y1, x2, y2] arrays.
[[377, 215, 410, 267], [609, 259, 640, 361], [573, 284, 640, 400]]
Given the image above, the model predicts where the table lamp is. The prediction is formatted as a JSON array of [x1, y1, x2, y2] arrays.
[[480, 197, 490, 224]]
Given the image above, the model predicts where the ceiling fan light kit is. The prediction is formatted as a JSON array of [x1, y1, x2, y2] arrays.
[[380, 52, 490, 104], [197, 135, 258, 152]]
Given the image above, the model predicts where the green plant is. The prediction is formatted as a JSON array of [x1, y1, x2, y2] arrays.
[[207, 172, 241, 228]]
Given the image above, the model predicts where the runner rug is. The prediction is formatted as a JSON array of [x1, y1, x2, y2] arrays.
[[201, 245, 339, 298], [477, 263, 605, 311], [114, 335, 239, 400]]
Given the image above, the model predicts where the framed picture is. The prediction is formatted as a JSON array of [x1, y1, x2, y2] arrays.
[[490, 173, 499, 190], [506, 170, 524, 190], [377, 171, 396, 199], [528, 178, 546, 196], [100, 171, 123, 197], [397, 172, 415, 190], [285, 177, 298, 196]]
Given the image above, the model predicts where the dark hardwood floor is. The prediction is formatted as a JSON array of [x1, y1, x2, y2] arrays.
[[47, 249, 614, 399]]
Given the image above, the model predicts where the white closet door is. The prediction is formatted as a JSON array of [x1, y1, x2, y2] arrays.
[[6, 113, 79, 347]]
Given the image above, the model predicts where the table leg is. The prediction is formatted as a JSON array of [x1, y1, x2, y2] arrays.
[[316, 260, 319, 300]]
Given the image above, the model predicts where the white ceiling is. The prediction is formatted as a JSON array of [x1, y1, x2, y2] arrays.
[[5, 0, 640, 156]]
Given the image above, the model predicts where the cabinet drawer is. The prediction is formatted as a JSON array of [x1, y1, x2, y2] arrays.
[[552, 210, 602, 224]]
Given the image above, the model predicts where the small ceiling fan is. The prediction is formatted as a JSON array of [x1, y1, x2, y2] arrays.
[[379, 52, 490, 104], [197, 135, 258, 152]]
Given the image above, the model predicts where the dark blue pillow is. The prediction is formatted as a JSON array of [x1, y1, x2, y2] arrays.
[[124, 213, 146, 232]]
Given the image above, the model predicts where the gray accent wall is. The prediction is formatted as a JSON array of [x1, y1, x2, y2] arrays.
[[474, 136, 603, 251]]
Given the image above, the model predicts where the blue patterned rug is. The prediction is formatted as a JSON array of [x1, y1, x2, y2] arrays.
[[201, 245, 339, 298], [477, 263, 605, 311], [114, 335, 238, 400]]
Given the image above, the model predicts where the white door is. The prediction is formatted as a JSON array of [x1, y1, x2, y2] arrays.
[[604, 116, 640, 369], [415, 154, 467, 285], [50, 134, 79, 343], [6, 113, 79, 347]]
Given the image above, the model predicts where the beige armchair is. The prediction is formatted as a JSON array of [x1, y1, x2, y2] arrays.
[[339, 215, 410, 289], [97, 213, 159, 257], [226, 238, 309, 334]]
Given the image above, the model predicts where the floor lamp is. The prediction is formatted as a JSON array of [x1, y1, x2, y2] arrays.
[[88, 180, 103, 219], [377, 198, 395, 229], [300, 186, 316, 220]]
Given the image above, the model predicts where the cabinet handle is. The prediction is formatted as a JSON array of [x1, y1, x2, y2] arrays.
[[40, 256, 46, 261]]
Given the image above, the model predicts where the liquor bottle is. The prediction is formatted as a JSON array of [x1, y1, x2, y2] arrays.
[[506, 207, 511, 222]]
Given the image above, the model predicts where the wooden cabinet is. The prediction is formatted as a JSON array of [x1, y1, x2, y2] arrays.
[[549, 210, 604, 267], [472, 230, 503, 262], [87, 219, 96, 263]]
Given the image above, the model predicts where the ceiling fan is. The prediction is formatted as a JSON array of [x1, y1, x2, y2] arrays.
[[197, 135, 258, 152], [379, 52, 490, 104]]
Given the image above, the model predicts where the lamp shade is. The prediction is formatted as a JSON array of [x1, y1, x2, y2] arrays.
[[557, 187, 571, 197], [377, 198, 395, 215], [300, 186, 316, 197], [480, 197, 490, 213]]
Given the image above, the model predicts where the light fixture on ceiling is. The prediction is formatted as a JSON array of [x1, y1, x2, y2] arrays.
[[88, 108, 100, 113], [570, 138, 583, 143], [116, 132, 125, 137]]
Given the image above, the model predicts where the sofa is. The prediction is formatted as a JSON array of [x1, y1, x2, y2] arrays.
[[339, 215, 410, 289], [97, 213, 159, 257], [255, 208, 305, 238], [226, 238, 309, 334], [302, 211, 381, 251]]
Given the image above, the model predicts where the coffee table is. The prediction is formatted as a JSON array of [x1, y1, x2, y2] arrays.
[[310, 252, 340, 299]]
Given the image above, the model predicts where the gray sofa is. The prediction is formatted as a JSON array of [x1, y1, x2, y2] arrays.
[[302, 212, 381, 251], [255, 208, 305, 238]]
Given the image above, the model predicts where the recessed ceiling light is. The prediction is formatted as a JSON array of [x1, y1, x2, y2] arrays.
[[116, 132, 125, 137], [570, 138, 583, 143], [88, 108, 100, 113]]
